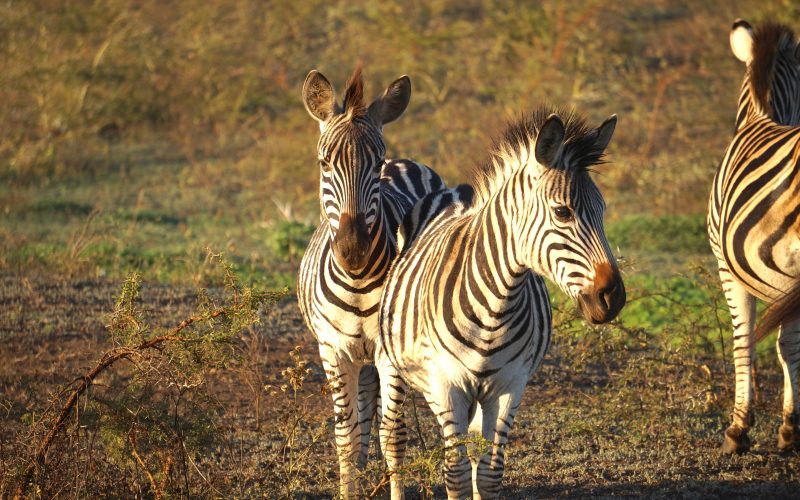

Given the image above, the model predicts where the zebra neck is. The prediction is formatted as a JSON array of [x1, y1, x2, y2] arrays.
[[462, 180, 532, 302], [737, 86, 800, 129]]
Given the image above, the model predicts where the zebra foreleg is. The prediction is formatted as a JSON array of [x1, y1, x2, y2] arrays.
[[357, 365, 380, 463], [777, 320, 800, 451], [322, 355, 365, 498], [376, 356, 408, 500], [429, 387, 472, 500], [473, 388, 523, 499], [719, 268, 757, 454]]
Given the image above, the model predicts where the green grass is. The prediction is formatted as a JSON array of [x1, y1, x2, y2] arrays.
[[606, 214, 709, 255]]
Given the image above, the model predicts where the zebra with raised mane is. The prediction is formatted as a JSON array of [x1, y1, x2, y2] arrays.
[[378, 107, 625, 498], [708, 19, 800, 454], [297, 67, 445, 497]]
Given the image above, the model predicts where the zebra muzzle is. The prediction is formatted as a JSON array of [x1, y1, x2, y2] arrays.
[[332, 212, 371, 271], [578, 263, 626, 324]]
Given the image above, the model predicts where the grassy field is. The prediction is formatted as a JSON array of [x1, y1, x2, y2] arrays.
[[2, 0, 800, 497]]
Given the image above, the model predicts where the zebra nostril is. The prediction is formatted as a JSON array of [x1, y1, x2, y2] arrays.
[[599, 283, 616, 310]]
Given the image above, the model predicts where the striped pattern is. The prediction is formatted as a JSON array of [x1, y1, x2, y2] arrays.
[[707, 20, 800, 453], [378, 108, 625, 498], [297, 68, 445, 498]]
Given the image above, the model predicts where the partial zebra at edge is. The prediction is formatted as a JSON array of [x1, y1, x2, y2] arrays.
[[707, 18, 800, 454]]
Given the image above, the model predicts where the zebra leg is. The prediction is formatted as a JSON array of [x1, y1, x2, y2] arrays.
[[719, 268, 757, 454], [322, 354, 364, 498], [474, 388, 524, 499], [357, 365, 380, 463], [468, 404, 483, 496], [428, 387, 472, 499], [777, 320, 800, 451], [376, 355, 408, 500]]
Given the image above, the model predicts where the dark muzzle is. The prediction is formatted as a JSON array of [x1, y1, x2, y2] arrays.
[[332, 212, 371, 271], [577, 262, 626, 324]]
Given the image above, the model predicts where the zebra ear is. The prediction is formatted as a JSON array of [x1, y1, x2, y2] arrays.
[[595, 114, 617, 152], [730, 19, 754, 63], [368, 75, 411, 127], [535, 114, 566, 168], [302, 70, 338, 127]]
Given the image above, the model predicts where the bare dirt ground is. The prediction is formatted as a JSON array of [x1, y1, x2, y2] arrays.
[[1, 272, 798, 498]]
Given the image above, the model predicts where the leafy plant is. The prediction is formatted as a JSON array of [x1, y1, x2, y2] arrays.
[[9, 253, 284, 498]]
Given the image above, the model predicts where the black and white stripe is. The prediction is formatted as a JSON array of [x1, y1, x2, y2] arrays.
[[296, 68, 445, 498], [378, 108, 625, 498], [707, 20, 800, 454]]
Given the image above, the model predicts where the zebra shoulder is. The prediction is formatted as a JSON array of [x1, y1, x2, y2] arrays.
[[397, 184, 474, 252]]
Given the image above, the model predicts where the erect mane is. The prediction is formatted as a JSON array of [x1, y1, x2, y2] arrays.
[[749, 22, 796, 115], [342, 65, 366, 117], [470, 106, 606, 202]]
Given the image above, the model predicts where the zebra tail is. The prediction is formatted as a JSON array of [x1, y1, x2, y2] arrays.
[[755, 281, 800, 342]]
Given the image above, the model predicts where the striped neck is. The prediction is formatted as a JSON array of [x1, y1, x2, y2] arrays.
[[464, 171, 534, 303], [736, 46, 800, 129]]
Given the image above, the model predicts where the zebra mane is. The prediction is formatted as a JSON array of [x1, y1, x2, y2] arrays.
[[342, 66, 367, 118], [749, 22, 797, 116], [471, 106, 605, 202]]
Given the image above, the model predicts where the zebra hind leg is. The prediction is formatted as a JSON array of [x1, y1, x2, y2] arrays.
[[719, 268, 757, 454], [777, 320, 800, 451]]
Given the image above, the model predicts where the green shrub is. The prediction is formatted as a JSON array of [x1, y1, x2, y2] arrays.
[[606, 214, 709, 254], [265, 220, 315, 265]]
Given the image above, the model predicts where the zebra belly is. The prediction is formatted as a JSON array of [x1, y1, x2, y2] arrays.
[[390, 316, 543, 400]]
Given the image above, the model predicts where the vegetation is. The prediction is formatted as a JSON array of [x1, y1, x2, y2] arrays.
[[2, 0, 799, 497]]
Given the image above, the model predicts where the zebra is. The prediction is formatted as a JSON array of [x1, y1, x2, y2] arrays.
[[296, 67, 445, 497], [378, 107, 625, 499], [707, 19, 800, 454]]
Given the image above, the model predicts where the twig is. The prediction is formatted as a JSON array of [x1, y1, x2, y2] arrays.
[[366, 470, 392, 499], [12, 308, 227, 499], [129, 427, 161, 499]]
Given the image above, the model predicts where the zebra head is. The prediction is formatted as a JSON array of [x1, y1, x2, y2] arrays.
[[302, 67, 412, 271], [522, 113, 625, 324], [730, 20, 800, 126]]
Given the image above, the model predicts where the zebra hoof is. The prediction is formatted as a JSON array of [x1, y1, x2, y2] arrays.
[[721, 425, 751, 455], [777, 424, 798, 452]]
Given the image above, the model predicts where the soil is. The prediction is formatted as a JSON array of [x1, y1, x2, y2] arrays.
[[1, 272, 798, 498]]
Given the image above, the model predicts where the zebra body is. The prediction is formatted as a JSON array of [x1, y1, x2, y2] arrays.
[[297, 68, 444, 498], [378, 108, 625, 499], [298, 159, 444, 355], [707, 20, 800, 453]]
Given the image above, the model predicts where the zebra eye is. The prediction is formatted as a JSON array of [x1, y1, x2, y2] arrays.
[[319, 160, 332, 173], [553, 206, 573, 222]]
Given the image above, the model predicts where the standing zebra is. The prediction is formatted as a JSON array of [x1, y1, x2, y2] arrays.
[[708, 20, 800, 454], [378, 108, 625, 499], [297, 67, 445, 497]]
